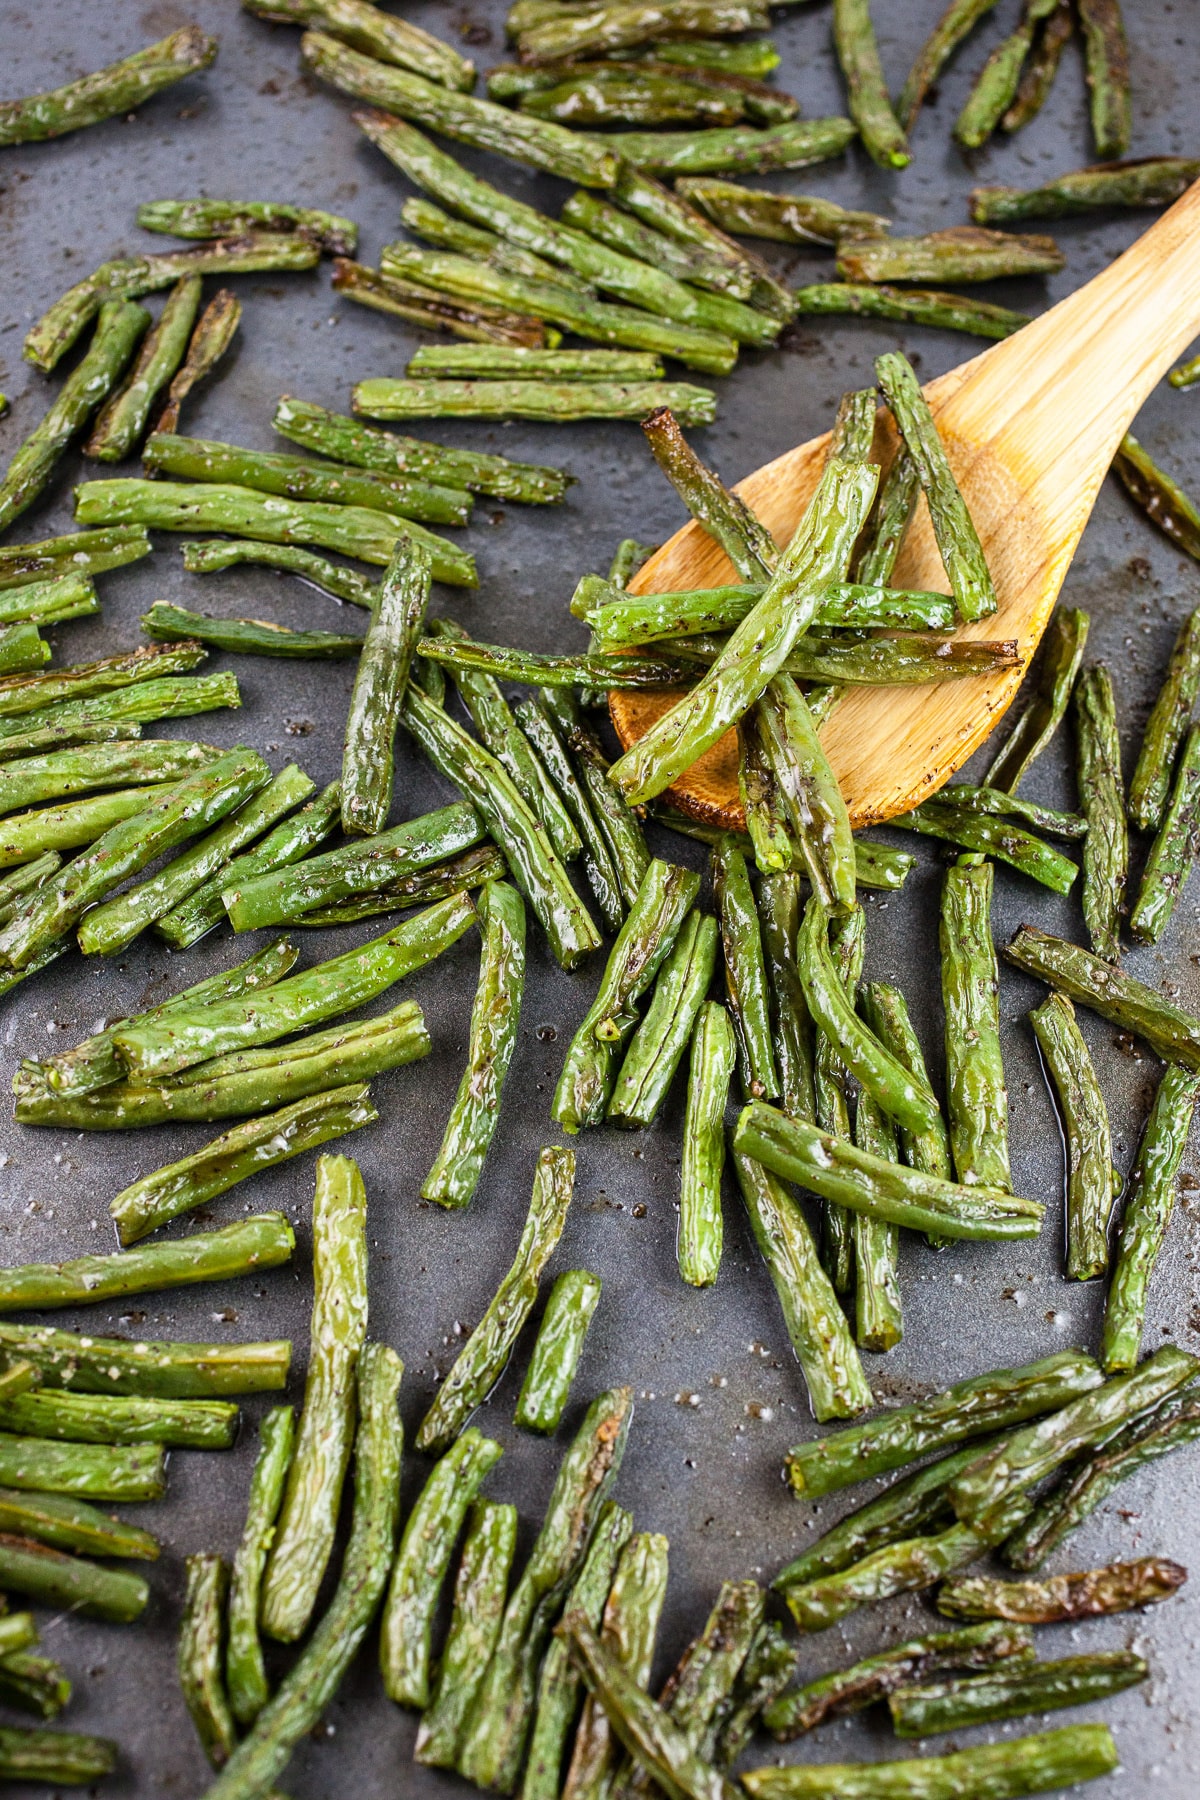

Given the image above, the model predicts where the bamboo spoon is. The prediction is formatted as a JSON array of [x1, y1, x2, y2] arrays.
[[610, 178, 1200, 829]]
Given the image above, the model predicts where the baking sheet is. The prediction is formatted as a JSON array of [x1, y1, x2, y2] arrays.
[[1, 1, 1198, 1794]]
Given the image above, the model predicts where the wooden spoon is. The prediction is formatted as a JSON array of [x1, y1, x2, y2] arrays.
[[610, 178, 1200, 829]]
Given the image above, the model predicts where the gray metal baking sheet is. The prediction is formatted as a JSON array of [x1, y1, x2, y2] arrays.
[[1, 1, 1199, 1794]]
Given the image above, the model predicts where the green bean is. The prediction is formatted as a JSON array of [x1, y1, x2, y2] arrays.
[[937, 782, 1086, 840], [428, 621, 581, 861], [421, 880, 526, 1205], [851, 451, 918, 591], [795, 282, 1032, 341], [156, 782, 340, 948], [954, 0, 1059, 150], [0, 1390, 236, 1449], [0, 301, 149, 533], [514, 1271, 602, 1434], [378, 240, 739, 374], [784, 1349, 1098, 1501], [157, 288, 242, 434], [1072, 666, 1127, 960], [522, 71, 753, 130], [403, 684, 601, 968], [669, 628, 1021, 686], [1001, 0, 1074, 129], [713, 837, 778, 1101], [610, 913, 718, 1127], [78, 763, 315, 956], [765, 1620, 1034, 1738], [774, 1502, 1034, 1634], [0, 1488, 157, 1560], [851, 1090, 902, 1354], [0, 1436, 165, 1502], [0, 622, 48, 678], [0, 1535, 145, 1622], [0, 786, 167, 868], [1031, 992, 1116, 1279], [0, 1321, 288, 1399], [1171, 351, 1200, 390], [85, 276, 202, 461], [224, 803, 479, 933], [74, 477, 476, 588], [1078, 0, 1130, 155], [143, 604, 360, 661], [0, 745, 271, 968], [339, 251, 563, 346], [139, 194, 355, 251], [304, 31, 617, 184], [1112, 430, 1200, 562], [0, 24, 216, 145], [734, 1148, 872, 1421], [559, 1611, 741, 1800], [227, 1407, 296, 1726], [343, 538, 430, 835], [676, 176, 887, 245], [201, 1342, 404, 1800], [181, 538, 379, 609], [610, 164, 769, 305], [116, 895, 472, 1078], [620, 37, 782, 74], [418, 1498, 520, 1770], [0, 671, 242, 750], [560, 188, 765, 297], [110, 1085, 376, 1246], [355, 376, 719, 425], [605, 117, 858, 178], [144, 431, 472, 527], [607, 538, 659, 588], [0, 739, 219, 817], [0, 1723, 117, 1784], [842, 225, 1064, 284], [801, 897, 939, 1137], [758, 676, 856, 911], [0, 572, 98, 629], [295, 842, 505, 925], [858, 981, 952, 1221], [583, 580, 957, 645], [541, 689, 650, 909], [515, 0, 767, 61], [675, 1003, 735, 1288], [987, 605, 1089, 791], [179, 1554, 236, 1767], [22, 936, 297, 1100], [15, 1001, 431, 1131], [0, 852, 61, 927], [554, 860, 699, 1130], [564, 1533, 670, 1800], [609, 457, 877, 804], [0, 723, 142, 764], [640, 406, 775, 580], [0, 524, 149, 591], [417, 1147, 575, 1452], [876, 351, 995, 620], [975, 155, 1200, 224], [811, 907, 863, 1292], [457, 1387, 634, 1793], [938, 1555, 1187, 1622], [381, 1428, 504, 1706], [832, 0, 909, 166], [754, 876, 814, 1122], [27, 236, 317, 377], [520, 1501, 632, 1800], [742, 691, 793, 874], [252, 0, 476, 85], [749, 1726, 1118, 1797], [939, 859, 1010, 1194], [892, 1648, 1146, 1737], [1129, 609, 1200, 831], [712, 1622, 794, 1768], [409, 345, 664, 381], [774, 1437, 1005, 1591], [948, 1343, 1199, 1529], [738, 1102, 1044, 1244], [261, 1156, 368, 1643], [1102, 1062, 1200, 1371], [514, 698, 624, 931], [0, 1650, 70, 1722], [0, 1213, 294, 1315], [1003, 1385, 1200, 1569], [272, 394, 571, 505], [898, 0, 1002, 127]]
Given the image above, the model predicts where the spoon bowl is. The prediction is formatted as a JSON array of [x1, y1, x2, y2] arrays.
[[610, 178, 1200, 828]]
